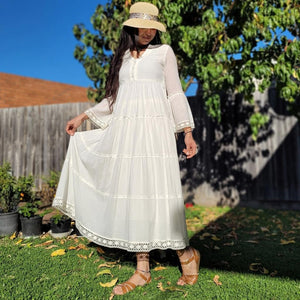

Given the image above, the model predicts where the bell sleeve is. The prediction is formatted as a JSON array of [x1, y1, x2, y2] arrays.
[[84, 98, 113, 129], [164, 46, 195, 133]]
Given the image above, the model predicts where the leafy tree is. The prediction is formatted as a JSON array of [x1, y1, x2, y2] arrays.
[[73, 0, 300, 137]]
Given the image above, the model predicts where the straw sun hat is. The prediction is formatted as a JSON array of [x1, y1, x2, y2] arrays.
[[123, 2, 166, 32]]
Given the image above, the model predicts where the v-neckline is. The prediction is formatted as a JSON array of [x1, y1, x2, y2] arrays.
[[130, 46, 150, 60]]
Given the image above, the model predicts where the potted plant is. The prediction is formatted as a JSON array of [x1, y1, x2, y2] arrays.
[[0, 163, 20, 236], [19, 199, 43, 238], [17, 176, 49, 238], [50, 212, 72, 238]]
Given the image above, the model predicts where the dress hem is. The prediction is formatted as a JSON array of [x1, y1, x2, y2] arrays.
[[53, 203, 189, 252]]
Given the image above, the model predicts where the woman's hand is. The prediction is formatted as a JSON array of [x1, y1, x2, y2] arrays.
[[65, 113, 88, 136], [182, 132, 197, 159]]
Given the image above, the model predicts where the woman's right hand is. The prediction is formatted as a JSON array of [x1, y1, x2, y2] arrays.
[[65, 113, 88, 136]]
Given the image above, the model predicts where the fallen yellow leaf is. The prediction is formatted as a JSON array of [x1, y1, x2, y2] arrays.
[[157, 282, 165, 291], [77, 244, 88, 250], [249, 231, 259, 235], [109, 293, 115, 300], [51, 249, 66, 257], [46, 245, 58, 249], [77, 254, 88, 259], [68, 246, 77, 250], [154, 266, 167, 271], [249, 263, 261, 271], [213, 275, 222, 286], [280, 239, 295, 245], [223, 241, 234, 246], [10, 232, 17, 240], [15, 239, 23, 245], [270, 270, 278, 277], [211, 235, 220, 241], [99, 278, 118, 288], [199, 232, 211, 240], [88, 251, 94, 258], [98, 263, 114, 269], [154, 276, 164, 280], [245, 240, 259, 244], [260, 227, 269, 232], [261, 267, 269, 274], [34, 240, 53, 247], [96, 269, 113, 277], [97, 246, 105, 254]]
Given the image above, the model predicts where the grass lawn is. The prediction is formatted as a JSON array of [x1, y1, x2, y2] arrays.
[[1, 206, 299, 300]]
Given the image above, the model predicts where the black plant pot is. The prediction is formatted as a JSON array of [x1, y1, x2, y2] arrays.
[[20, 215, 42, 237], [0, 211, 19, 236], [50, 218, 71, 233]]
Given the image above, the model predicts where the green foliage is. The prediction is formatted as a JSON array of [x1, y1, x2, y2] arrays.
[[18, 201, 41, 218], [42, 170, 60, 189], [0, 163, 35, 213], [50, 212, 69, 225], [73, 0, 300, 137]]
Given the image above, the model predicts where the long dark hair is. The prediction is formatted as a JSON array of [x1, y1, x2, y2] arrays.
[[105, 26, 161, 109]]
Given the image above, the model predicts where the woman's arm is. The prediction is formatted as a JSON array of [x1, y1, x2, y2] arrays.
[[182, 127, 197, 159], [65, 112, 89, 136], [164, 46, 197, 158]]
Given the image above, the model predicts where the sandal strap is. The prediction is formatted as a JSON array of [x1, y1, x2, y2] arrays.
[[135, 270, 150, 282], [120, 281, 136, 294], [180, 274, 199, 285], [180, 248, 199, 265]]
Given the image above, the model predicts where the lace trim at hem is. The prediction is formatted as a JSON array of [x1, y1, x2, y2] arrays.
[[52, 199, 75, 220], [76, 222, 189, 252]]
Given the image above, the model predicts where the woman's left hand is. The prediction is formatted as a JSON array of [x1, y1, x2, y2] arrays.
[[183, 133, 197, 159]]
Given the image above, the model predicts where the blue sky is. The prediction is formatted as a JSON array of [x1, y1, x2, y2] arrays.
[[0, 0, 107, 88], [0, 0, 198, 95]]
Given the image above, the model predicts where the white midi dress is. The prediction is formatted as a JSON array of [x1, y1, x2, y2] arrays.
[[52, 44, 195, 252]]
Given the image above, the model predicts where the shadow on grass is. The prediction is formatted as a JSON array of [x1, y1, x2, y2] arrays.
[[85, 207, 299, 282], [188, 206, 300, 280]]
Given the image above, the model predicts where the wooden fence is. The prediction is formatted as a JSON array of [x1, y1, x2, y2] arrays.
[[179, 87, 300, 209], [1, 91, 299, 209], [0, 102, 93, 188]]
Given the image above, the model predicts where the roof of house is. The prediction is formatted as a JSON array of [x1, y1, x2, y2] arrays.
[[0, 72, 90, 108]]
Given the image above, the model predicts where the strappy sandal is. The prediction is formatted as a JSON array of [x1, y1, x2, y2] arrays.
[[177, 248, 200, 285], [112, 269, 151, 295]]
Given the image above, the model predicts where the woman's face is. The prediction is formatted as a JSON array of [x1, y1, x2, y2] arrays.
[[136, 28, 157, 45]]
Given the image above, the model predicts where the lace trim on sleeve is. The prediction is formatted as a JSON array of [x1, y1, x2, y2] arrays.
[[85, 108, 110, 129], [175, 120, 195, 132]]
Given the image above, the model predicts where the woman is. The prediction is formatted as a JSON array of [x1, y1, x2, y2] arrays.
[[53, 2, 200, 295]]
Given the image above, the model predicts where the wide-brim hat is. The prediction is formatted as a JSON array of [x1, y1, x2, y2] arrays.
[[122, 2, 166, 32]]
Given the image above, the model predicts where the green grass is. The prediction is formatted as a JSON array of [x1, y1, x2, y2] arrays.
[[1, 206, 300, 300]]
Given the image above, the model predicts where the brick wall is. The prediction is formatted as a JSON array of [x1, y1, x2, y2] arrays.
[[0, 72, 90, 108]]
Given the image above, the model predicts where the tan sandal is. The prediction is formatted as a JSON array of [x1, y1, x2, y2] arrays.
[[177, 248, 200, 285], [113, 269, 151, 295]]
